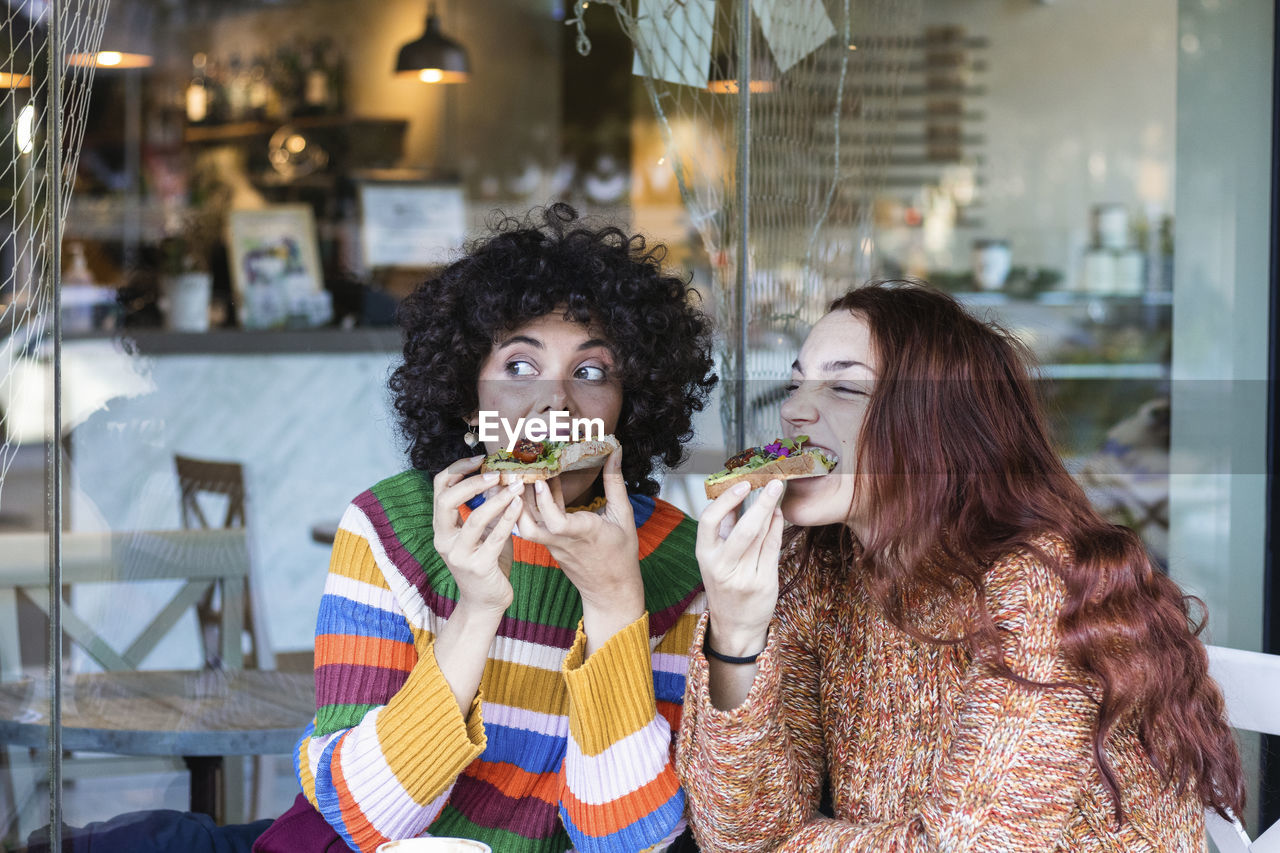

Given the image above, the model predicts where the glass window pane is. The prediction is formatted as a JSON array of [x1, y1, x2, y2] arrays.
[[6, 0, 1273, 848]]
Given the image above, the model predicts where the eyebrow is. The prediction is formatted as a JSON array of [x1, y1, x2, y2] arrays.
[[495, 335, 612, 352], [791, 359, 876, 375], [497, 334, 542, 350]]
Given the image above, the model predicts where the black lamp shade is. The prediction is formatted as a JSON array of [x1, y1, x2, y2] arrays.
[[396, 12, 469, 84]]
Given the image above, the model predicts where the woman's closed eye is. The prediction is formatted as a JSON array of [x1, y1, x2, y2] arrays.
[[505, 360, 537, 377], [831, 384, 868, 397]]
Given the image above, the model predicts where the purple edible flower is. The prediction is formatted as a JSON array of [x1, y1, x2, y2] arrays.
[[764, 441, 789, 457]]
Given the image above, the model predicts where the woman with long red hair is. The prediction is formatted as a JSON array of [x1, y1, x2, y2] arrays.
[[676, 281, 1244, 851]]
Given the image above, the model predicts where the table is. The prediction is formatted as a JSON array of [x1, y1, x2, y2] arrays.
[[0, 669, 315, 823], [310, 520, 339, 546], [0, 529, 252, 680]]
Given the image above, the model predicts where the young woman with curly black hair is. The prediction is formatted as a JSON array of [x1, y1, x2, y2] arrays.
[[252, 204, 717, 853]]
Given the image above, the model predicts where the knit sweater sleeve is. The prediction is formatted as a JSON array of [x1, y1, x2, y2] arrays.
[[558, 508, 705, 853], [680, 544, 1098, 853], [675, 556, 829, 853], [294, 503, 486, 853]]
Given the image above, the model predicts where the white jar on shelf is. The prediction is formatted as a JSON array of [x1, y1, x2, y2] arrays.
[[1113, 248, 1145, 296], [1082, 248, 1116, 294], [971, 239, 1011, 291], [1093, 203, 1130, 250]]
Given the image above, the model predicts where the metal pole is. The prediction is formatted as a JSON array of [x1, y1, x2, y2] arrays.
[[47, 0, 65, 847], [734, 0, 751, 452]]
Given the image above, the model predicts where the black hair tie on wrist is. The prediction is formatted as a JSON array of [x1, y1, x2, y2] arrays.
[[704, 629, 766, 665]]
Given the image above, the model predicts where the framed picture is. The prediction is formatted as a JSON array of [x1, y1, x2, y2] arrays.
[[226, 205, 325, 329], [357, 180, 466, 270]]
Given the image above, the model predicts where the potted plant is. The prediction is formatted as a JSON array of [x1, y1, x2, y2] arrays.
[[159, 207, 219, 333]]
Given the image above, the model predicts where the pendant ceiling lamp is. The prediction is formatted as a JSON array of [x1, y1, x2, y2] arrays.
[[395, 2, 470, 84], [67, 1, 153, 69], [706, 47, 777, 94]]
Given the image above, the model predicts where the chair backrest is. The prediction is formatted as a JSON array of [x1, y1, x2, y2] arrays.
[[175, 455, 247, 530], [173, 454, 272, 670], [0, 529, 250, 681], [1204, 644, 1280, 853]]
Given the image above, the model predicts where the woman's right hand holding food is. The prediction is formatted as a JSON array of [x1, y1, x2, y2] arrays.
[[696, 479, 787, 661], [432, 456, 524, 615], [431, 456, 524, 715]]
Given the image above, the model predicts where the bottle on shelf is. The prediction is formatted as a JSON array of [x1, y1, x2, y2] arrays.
[[204, 56, 228, 124], [302, 40, 331, 116], [248, 54, 270, 121], [268, 46, 301, 120], [1158, 215, 1174, 292], [324, 39, 346, 115], [225, 54, 251, 122], [185, 52, 209, 125]]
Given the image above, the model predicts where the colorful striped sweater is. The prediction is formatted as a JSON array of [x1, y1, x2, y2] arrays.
[[675, 536, 1206, 852], [295, 469, 705, 853]]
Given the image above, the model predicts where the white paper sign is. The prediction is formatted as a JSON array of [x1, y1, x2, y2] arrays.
[[631, 0, 716, 90], [359, 183, 466, 268], [753, 0, 837, 74]]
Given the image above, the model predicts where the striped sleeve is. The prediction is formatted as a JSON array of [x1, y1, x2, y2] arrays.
[[558, 601, 703, 852], [296, 506, 487, 853]]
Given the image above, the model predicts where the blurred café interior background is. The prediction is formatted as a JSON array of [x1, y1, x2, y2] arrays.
[[0, 0, 1277, 847]]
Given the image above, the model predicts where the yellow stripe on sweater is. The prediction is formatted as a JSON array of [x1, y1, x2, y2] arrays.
[[374, 642, 487, 806], [563, 614, 658, 756], [328, 529, 392, 587], [653, 607, 701, 658]]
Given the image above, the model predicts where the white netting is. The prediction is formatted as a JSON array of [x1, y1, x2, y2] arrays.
[[574, 0, 923, 448], [0, 0, 110, 521]]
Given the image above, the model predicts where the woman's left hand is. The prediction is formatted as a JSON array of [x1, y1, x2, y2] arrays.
[[519, 449, 645, 651]]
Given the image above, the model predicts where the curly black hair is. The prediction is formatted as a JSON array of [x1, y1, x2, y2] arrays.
[[390, 203, 718, 496]]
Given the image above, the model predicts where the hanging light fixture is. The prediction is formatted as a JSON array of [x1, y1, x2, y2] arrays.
[[395, 2, 470, 84], [67, 50, 153, 70], [706, 48, 776, 94], [67, 0, 154, 69]]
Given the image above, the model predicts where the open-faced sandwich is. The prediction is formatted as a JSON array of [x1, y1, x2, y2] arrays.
[[703, 435, 837, 499], [481, 435, 620, 484]]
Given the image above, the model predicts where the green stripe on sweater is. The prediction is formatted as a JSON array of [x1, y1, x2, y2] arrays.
[[368, 469, 700, 630], [430, 803, 571, 853], [316, 702, 379, 736]]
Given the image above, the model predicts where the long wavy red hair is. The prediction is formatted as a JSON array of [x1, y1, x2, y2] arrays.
[[788, 281, 1245, 823]]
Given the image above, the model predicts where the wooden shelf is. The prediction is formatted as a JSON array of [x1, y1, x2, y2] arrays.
[[183, 114, 407, 145]]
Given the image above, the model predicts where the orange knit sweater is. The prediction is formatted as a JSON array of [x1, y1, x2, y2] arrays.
[[675, 536, 1205, 852]]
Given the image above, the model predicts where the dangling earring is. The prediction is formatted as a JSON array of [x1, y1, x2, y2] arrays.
[[463, 418, 479, 449]]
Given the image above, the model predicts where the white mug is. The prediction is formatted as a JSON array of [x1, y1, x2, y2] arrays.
[[375, 839, 492, 853]]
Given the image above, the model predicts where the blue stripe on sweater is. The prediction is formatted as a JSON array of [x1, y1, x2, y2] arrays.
[[479, 722, 568, 775], [629, 493, 656, 527], [653, 669, 687, 704], [316, 594, 415, 644], [312, 729, 358, 851]]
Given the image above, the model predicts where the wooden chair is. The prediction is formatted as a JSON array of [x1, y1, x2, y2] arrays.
[[174, 454, 284, 819], [0, 529, 251, 841], [174, 454, 272, 671], [1205, 644, 1280, 852]]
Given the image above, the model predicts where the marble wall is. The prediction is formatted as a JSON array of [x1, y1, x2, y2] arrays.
[[67, 340, 406, 664]]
